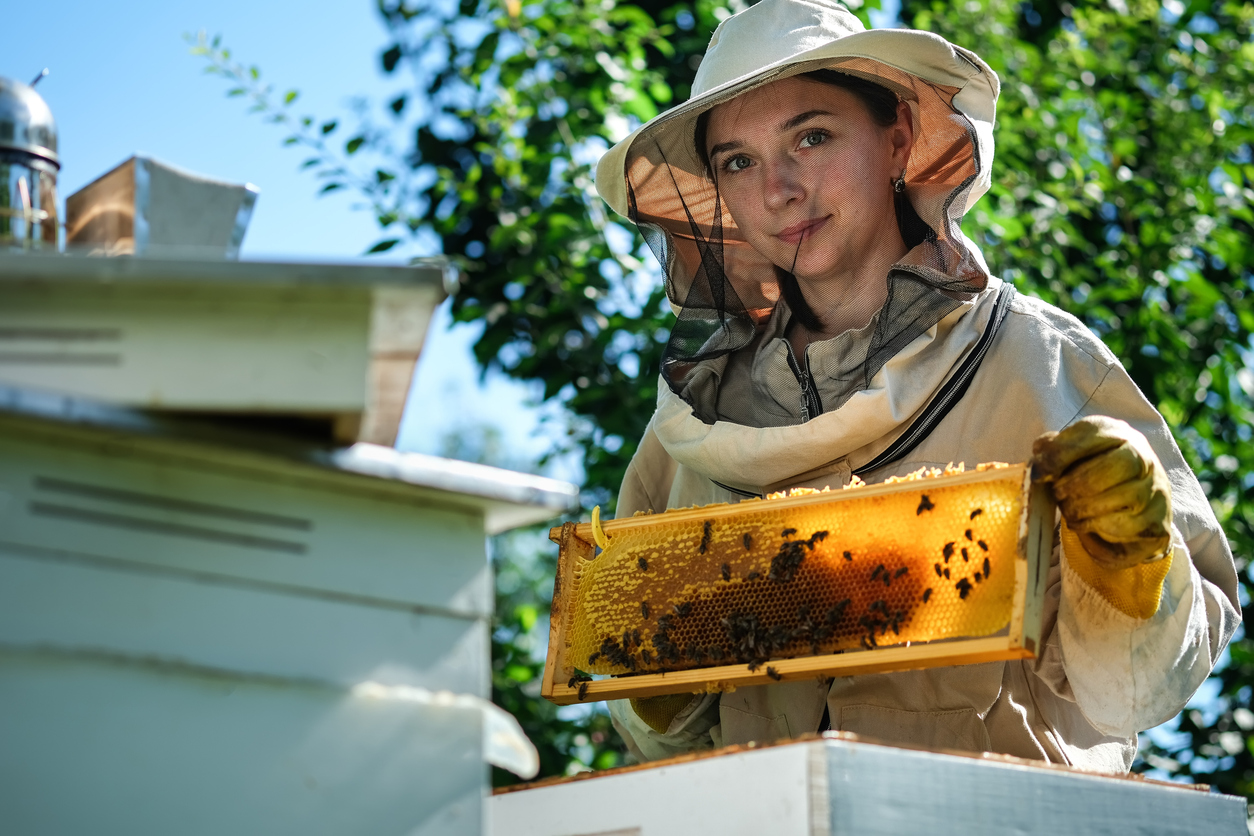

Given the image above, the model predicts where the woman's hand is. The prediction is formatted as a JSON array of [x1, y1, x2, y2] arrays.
[[1032, 416, 1173, 571]]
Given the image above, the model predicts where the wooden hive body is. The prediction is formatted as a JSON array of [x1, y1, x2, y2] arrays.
[[543, 464, 1055, 705]]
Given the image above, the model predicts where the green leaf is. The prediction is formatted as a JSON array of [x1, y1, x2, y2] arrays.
[[284, 89, 298, 105], [516, 604, 538, 633], [365, 238, 400, 253], [346, 136, 365, 155], [381, 44, 403, 73], [320, 119, 338, 135], [319, 182, 343, 194]]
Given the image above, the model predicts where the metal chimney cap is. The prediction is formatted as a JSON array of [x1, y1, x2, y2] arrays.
[[0, 76, 59, 167]]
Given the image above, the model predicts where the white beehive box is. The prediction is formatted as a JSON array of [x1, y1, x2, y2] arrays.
[[0, 384, 577, 835], [0, 252, 451, 445], [492, 735, 1247, 836]]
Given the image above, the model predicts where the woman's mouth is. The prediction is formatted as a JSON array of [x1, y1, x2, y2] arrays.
[[776, 216, 829, 245]]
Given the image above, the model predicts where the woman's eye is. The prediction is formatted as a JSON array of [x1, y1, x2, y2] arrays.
[[800, 130, 828, 148], [723, 154, 752, 172]]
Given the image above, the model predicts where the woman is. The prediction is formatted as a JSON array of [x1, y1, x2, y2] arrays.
[[590, 0, 1239, 773]]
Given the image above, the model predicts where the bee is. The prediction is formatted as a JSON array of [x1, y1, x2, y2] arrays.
[[781, 527, 797, 538], [975, 572, 983, 582], [641, 601, 650, 619], [766, 666, 783, 681], [965, 529, 974, 541], [633, 628, 642, 646], [871, 563, 885, 580], [743, 533, 753, 551], [578, 681, 589, 701], [983, 556, 991, 578], [746, 570, 762, 581], [894, 566, 908, 579], [699, 520, 713, 554], [934, 562, 943, 577], [961, 547, 969, 563], [944, 567, 951, 579], [623, 628, 632, 648], [970, 508, 984, 520], [568, 672, 591, 688], [843, 550, 853, 562], [826, 600, 850, 624], [956, 578, 973, 599], [943, 542, 955, 563], [721, 563, 732, 581], [588, 652, 601, 664], [708, 646, 725, 661], [922, 588, 933, 603], [798, 604, 812, 620], [807, 530, 830, 547], [869, 599, 888, 615], [978, 539, 989, 552], [747, 660, 762, 672], [673, 601, 692, 618], [917, 494, 935, 514], [641, 648, 654, 664], [638, 557, 648, 571]]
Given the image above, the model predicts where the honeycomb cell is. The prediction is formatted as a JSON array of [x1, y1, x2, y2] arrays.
[[567, 471, 1025, 675]]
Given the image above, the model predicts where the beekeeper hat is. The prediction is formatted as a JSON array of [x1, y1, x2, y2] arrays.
[[594, 0, 1000, 229]]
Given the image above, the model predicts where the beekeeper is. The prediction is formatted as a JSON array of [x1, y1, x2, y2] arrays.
[[591, 0, 1238, 772]]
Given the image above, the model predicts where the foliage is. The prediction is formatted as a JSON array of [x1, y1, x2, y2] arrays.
[[197, 0, 1254, 797], [435, 424, 626, 784], [898, 0, 1254, 795]]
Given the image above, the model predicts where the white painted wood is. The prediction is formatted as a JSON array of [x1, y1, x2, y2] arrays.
[[0, 551, 489, 696], [0, 649, 487, 836], [0, 384, 580, 535], [489, 738, 1248, 836], [820, 737, 1246, 835], [0, 280, 374, 410], [490, 745, 815, 836], [0, 253, 446, 445], [0, 419, 494, 618]]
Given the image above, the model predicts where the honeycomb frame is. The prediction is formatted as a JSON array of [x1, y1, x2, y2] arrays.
[[542, 464, 1056, 705]]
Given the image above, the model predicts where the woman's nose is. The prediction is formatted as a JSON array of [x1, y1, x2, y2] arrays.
[[763, 158, 804, 209]]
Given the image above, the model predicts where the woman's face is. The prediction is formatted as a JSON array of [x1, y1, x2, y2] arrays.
[[705, 76, 912, 291]]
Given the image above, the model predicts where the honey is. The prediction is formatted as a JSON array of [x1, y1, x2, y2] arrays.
[[565, 468, 1025, 676]]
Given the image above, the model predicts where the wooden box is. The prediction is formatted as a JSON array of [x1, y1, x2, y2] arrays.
[[0, 384, 577, 834], [0, 252, 449, 446], [490, 735, 1247, 835], [543, 464, 1055, 705], [64, 155, 259, 260]]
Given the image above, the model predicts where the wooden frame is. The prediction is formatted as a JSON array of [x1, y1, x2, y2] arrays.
[[542, 465, 1056, 705]]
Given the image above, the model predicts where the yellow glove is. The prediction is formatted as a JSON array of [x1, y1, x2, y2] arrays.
[[630, 693, 697, 734], [1033, 416, 1173, 569], [1032, 416, 1174, 618]]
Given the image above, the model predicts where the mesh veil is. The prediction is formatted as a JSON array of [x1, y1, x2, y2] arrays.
[[626, 59, 991, 427]]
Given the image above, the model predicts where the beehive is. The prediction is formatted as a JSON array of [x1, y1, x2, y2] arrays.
[[543, 464, 1056, 705]]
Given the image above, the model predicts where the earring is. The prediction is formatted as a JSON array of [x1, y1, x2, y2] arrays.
[[893, 174, 906, 193]]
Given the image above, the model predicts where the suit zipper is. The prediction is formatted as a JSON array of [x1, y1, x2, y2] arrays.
[[785, 341, 823, 422]]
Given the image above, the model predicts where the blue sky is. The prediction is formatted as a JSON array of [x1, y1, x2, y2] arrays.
[[3, 0, 563, 472]]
